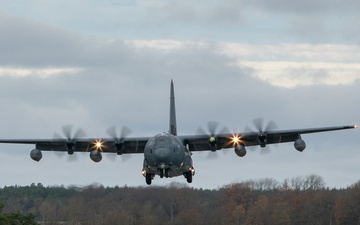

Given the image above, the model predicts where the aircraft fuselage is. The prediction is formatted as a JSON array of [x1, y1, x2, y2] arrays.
[[142, 132, 194, 181]]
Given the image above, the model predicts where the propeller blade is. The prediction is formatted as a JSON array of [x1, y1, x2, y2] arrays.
[[73, 128, 86, 139], [244, 126, 255, 133], [260, 148, 271, 154], [196, 127, 207, 136], [265, 120, 278, 131], [54, 151, 66, 158], [206, 152, 218, 159], [253, 118, 278, 133], [106, 126, 118, 140], [62, 125, 73, 140], [197, 121, 231, 158], [61, 125, 86, 141], [67, 154, 78, 162], [207, 121, 219, 136], [120, 126, 132, 138], [52, 125, 87, 162], [107, 126, 132, 142], [218, 126, 231, 135], [105, 152, 117, 162], [121, 154, 132, 162], [197, 121, 223, 137], [106, 126, 132, 154], [249, 118, 279, 154], [253, 118, 264, 132], [52, 132, 63, 141]]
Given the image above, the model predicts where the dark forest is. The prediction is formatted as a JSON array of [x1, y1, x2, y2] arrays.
[[0, 174, 359, 225]]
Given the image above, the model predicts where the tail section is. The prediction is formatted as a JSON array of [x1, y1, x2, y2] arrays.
[[169, 80, 177, 136]]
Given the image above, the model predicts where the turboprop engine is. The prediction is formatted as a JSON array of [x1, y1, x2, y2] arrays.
[[90, 150, 102, 162], [234, 144, 247, 157]]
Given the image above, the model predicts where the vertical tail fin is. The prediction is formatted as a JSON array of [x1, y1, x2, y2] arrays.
[[169, 80, 177, 136]]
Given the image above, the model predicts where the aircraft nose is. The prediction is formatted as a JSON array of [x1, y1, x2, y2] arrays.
[[154, 147, 171, 162]]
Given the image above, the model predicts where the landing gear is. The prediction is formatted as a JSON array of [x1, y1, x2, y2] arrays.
[[159, 169, 169, 178], [184, 171, 193, 183], [184, 167, 195, 183], [145, 173, 152, 185]]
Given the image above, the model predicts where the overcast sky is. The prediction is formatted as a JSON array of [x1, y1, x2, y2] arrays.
[[0, 0, 359, 189]]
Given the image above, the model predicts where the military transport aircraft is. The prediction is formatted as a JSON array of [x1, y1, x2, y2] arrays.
[[0, 80, 357, 185]]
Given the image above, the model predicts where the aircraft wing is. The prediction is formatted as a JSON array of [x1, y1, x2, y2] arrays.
[[0, 125, 356, 153], [0, 137, 150, 154], [181, 125, 357, 152]]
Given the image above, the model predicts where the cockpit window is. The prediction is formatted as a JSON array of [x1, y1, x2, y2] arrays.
[[147, 137, 155, 146], [155, 136, 171, 146], [148, 133, 179, 148]]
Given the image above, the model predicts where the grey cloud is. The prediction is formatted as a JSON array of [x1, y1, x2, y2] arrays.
[[0, 6, 359, 188], [245, 0, 360, 14], [2, 1, 360, 44], [138, 0, 360, 43], [145, 1, 245, 25], [0, 13, 137, 67], [0, 14, 80, 66], [0, 15, 358, 135]]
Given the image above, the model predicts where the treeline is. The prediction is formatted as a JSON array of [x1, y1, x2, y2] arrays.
[[0, 202, 38, 225], [0, 175, 359, 225]]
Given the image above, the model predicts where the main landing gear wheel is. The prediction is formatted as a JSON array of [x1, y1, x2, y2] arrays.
[[160, 169, 169, 178], [146, 173, 152, 185], [184, 171, 192, 183]]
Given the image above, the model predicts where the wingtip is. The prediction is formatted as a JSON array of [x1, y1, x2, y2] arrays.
[[354, 124, 358, 129]]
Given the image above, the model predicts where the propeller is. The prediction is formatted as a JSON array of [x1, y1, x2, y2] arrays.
[[106, 126, 132, 161], [197, 121, 219, 150], [253, 118, 278, 134], [248, 118, 278, 154], [53, 125, 87, 161], [197, 121, 230, 159], [61, 125, 87, 142], [106, 126, 132, 144]]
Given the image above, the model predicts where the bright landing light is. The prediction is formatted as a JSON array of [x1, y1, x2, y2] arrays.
[[94, 140, 104, 151], [232, 135, 240, 145]]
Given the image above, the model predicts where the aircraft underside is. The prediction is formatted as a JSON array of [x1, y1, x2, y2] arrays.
[[142, 162, 195, 185], [141, 133, 195, 185]]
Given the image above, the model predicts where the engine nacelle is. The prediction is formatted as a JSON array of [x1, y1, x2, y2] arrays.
[[294, 139, 306, 152], [209, 136, 217, 152], [234, 144, 246, 157], [30, 149, 42, 162], [90, 150, 102, 162], [258, 134, 267, 147]]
